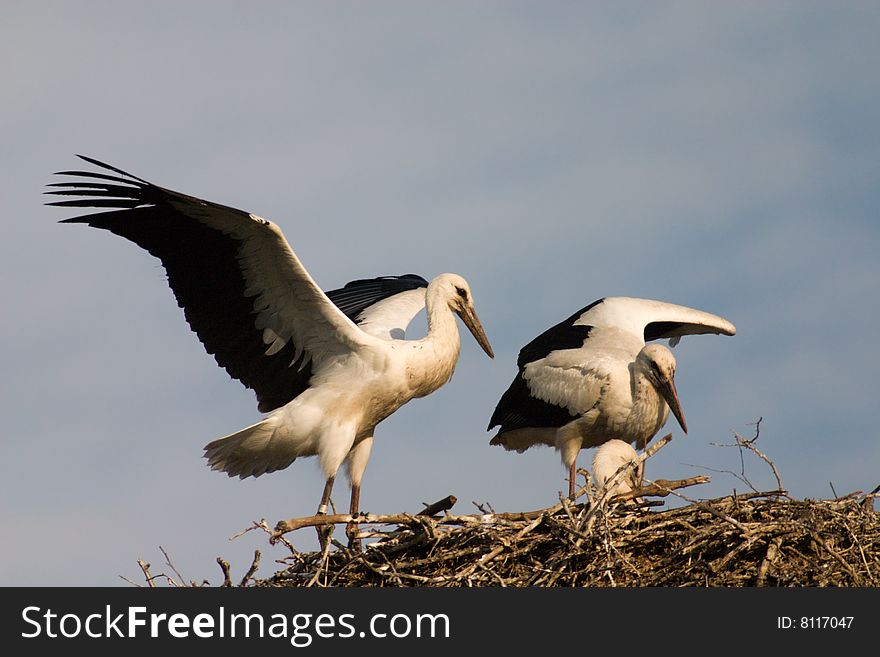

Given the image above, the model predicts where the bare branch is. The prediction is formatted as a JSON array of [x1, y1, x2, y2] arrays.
[[612, 475, 711, 502], [733, 430, 784, 493], [239, 550, 262, 587], [137, 559, 156, 588], [159, 546, 185, 587], [417, 495, 457, 516], [216, 557, 232, 587]]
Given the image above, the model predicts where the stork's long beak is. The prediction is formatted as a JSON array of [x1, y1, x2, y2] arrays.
[[659, 376, 688, 434], [458, 304, 494, 358]]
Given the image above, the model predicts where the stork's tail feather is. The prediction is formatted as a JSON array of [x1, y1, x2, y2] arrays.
[[203, 417, 297, 479], [489, 427, 558, 453]]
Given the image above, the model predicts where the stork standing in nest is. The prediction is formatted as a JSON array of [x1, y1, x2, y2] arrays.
[[49, 156, 494, 541], [488, 296, 734, 498]]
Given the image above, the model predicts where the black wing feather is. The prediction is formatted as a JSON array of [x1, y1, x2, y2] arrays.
[[488, 375, 580, 433], [49, 198, 145, 208], [53, 156, 312, 413], [488, 299, 602, 433]]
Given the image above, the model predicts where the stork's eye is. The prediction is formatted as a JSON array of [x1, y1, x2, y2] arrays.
[[455, 287, 467, 298]]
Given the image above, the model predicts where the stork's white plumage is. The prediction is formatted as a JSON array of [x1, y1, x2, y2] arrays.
[[488, 296, 735, 498], [49, 156, 494, 538], [591, 439, 643, 497]]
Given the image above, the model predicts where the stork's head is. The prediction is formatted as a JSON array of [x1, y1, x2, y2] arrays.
[[592, 439, 643, 496], [430, 273, 494, 358], [637, 343, 687, 434]]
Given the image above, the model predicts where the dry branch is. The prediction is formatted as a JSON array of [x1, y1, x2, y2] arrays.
[[613, 476, 711, 502], [136, 559, 155, 588], [239, 550, 262, 587], [216, 557, 232, 587], [417, 495, 458, 516]]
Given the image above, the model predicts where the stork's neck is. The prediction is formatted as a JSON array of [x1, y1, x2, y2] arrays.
[[630, 367, 670, 442], [407, 289, 461, 397]]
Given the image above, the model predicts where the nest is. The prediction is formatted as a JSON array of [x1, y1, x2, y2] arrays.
[[137, 432, 879, 588], [250, 491, 877, 588], [243, 434, 879, 588]]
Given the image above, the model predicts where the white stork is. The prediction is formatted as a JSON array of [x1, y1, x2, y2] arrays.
[[591, 439, 643, 498], [49, 155, 494, 536], [488, 296, 735, 498]]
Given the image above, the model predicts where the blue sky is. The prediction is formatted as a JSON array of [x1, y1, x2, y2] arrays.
[[2, 1, 879, 585]]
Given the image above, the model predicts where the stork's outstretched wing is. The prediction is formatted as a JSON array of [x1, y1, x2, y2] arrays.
[[49, 155, 384, 412]]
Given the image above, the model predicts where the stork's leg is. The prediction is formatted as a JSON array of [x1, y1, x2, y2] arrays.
[[556, 426, 583, 501], [318, 476, 335, 515], [316, 475, 335, 550], [350, 484, 361, 517], [344, 435, 374, 551], [347, 484, 361, 550], [315, 424, 359, 551]]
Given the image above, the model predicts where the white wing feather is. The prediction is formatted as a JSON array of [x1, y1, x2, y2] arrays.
[[354, 288, 427, 340], [523, 357, 610, 417], [576, 297, 736, 343], [166, 198, 384, 367]]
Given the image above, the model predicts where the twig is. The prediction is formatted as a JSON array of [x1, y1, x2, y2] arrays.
[[230, 519, 272, 541], [863, 485, 879, 511], [306, 537, 333, 587], [743, 417, 763, 444], [418, 495, 457, 516], [137, 560, 156, 588], [612, 475, 711, 502], [358, 552, 451, 585], [159, 546, 185, 587], [216, 557, 232, 587], [454, 514, 545, 580], [734, 429, 783, 493], [239, 550, 262, 587], [641, 433, 674, 461], [119, 575, 142, 587], [756, 536, 783, 586], [274, 512, 421, 540], [644, 479, 753, 535], [682, 461, 755, 491], [472, 501, 495, 514], [706, 419, 783, 494], [808, 531, 862, 585]]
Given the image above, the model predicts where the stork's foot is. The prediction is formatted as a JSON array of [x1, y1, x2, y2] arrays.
[[315, 513, 334, 551], [346, 517, 362, 552]]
